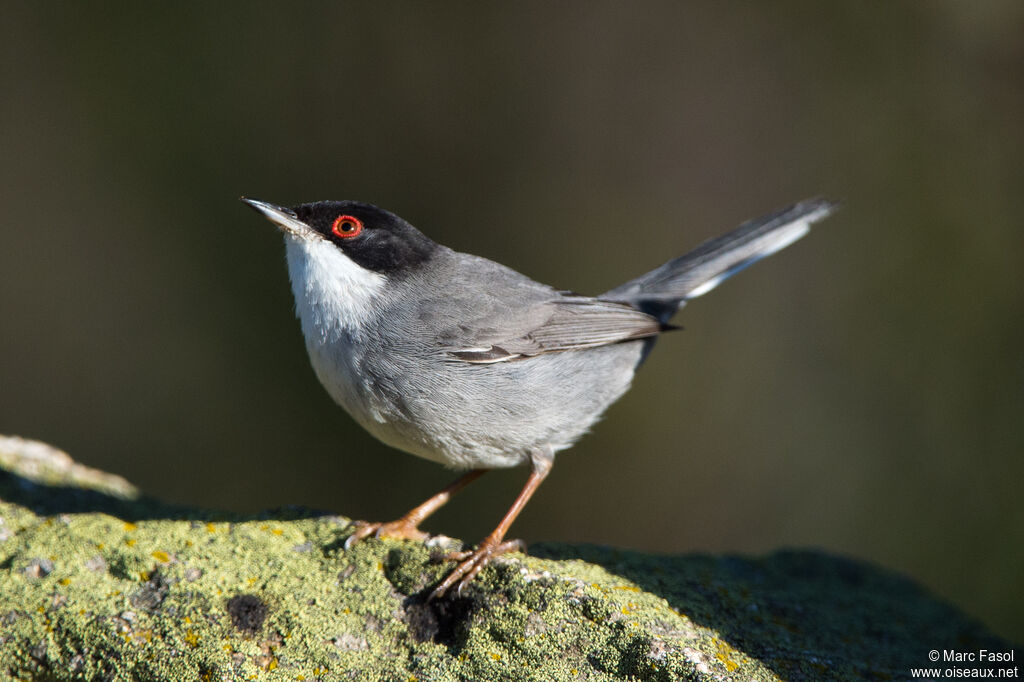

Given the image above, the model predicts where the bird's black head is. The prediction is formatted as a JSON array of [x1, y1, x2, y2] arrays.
[[243, 198, 439, 275]]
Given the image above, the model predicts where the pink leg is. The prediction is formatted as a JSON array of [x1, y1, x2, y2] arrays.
[[430, 458, 551, 599], [344, 469, 487, 549]]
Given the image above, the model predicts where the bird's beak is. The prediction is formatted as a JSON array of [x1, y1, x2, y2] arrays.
[[240, 197, 317, 239]]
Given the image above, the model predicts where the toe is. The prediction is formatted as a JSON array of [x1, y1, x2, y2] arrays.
[[376, 522, 428, 542], [429, 538, 527, 599], [344, 521, 381, 550], [344, 519, 430, 550]]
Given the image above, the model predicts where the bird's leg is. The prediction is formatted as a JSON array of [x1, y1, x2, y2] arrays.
[[430, 453, 552, 600], [344, 469, 487, 549]]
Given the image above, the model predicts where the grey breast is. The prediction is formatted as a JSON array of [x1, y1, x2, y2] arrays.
[[360, 250, 650, 467]]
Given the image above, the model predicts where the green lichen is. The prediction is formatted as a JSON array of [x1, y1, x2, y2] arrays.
[[0, 437, 1015, 681]]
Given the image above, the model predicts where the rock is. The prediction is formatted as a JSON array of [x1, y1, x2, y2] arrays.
[[0, 436, 1015, 680]]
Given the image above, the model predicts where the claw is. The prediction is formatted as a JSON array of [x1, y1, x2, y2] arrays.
[[429, 538, 526, 600]]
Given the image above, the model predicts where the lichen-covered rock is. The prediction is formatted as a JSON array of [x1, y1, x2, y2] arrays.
[[0, 436, 1013, 681]]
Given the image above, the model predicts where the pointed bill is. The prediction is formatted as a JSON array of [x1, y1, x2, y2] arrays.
[[240, 197, 320, 240]]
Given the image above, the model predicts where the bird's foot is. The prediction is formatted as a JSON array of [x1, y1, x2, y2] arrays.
[[429, 537, 526, 600], [344, 518, 429, 549]]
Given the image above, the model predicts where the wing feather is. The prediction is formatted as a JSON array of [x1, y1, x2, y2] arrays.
[[446, 297, 663, 364]]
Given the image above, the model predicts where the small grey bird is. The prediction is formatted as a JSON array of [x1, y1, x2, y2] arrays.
[[243, 196, 835, 598]]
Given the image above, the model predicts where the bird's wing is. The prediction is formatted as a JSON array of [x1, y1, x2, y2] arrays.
[[442, 296, 664, 364]]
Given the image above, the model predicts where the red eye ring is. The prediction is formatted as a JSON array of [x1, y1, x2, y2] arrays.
[[331, 215, 363, 239]]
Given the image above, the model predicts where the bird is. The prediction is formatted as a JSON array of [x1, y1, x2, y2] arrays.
[[242, 196, 835, 599]]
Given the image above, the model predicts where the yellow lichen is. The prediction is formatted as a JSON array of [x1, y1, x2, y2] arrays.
[[713, 637, 740, 672]]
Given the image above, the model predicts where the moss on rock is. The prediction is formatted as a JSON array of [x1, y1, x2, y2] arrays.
[[0, 436, 1014, 681]]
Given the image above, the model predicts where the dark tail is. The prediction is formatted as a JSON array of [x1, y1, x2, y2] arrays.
[[602, 199, 837, 321]]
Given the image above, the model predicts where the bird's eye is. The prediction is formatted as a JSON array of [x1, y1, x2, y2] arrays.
[[331, 215, 363, 239]]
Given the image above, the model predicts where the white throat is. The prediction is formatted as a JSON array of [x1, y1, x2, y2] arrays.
[[284, 236, 387, 344]]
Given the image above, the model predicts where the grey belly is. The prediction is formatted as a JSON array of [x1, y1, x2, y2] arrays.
[[350, 341, 648, 469]]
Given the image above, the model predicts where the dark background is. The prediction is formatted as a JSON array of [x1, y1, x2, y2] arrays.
[[2, 3, 1021, 641]]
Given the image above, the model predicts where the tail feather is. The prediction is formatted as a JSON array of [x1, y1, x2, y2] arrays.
[[602, 199, 836, 320]]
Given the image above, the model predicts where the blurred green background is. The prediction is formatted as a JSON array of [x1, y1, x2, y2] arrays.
[[2, 2, 1022, 641]]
